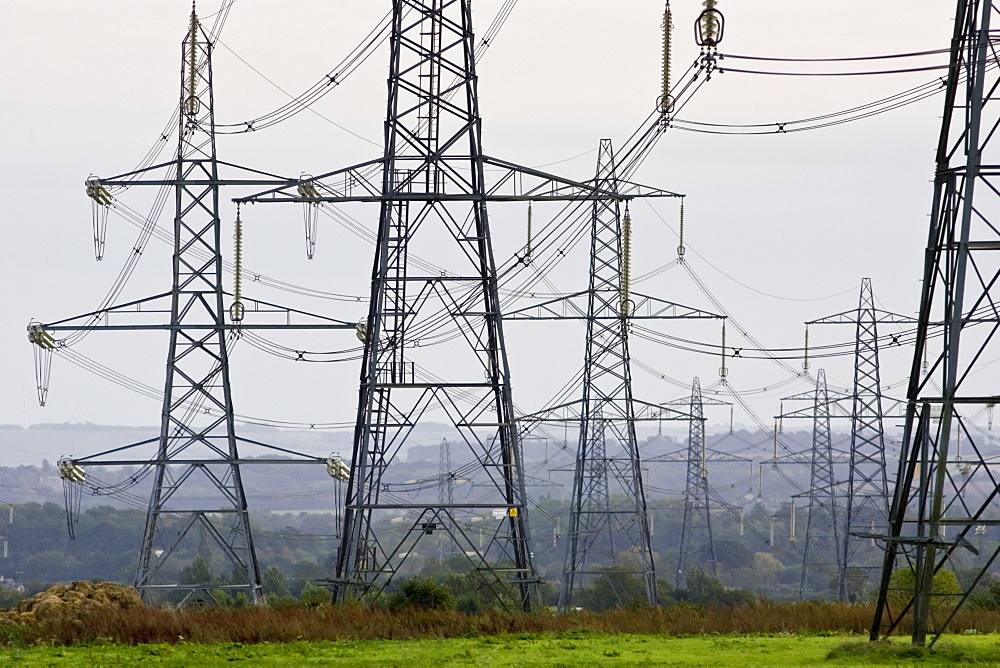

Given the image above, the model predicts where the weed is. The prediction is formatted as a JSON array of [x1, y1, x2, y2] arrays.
[[2, 599, 1000, 648]]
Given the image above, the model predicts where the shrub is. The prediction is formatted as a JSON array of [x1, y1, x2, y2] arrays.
[[298, 583, 330, 608], [0, 587, 26, 609], [885, 567, 962, 614], [387, 577, 455, 611]]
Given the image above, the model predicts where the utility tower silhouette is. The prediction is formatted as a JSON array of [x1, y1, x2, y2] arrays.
[[872, 0, 1000, 646], [436, 438, 456, 561], [807, 278, 911, 601], [560, 141, 668, 611], [797, 370, 843, 598], [29, 8, 348, 605], [438, 438, 454, 509], [509, 140, 719, 611], [646, 379, 744, 588], [239, 0, 660, 611], [675, 377, 717, 587]]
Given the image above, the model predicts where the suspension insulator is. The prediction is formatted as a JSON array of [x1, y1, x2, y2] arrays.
[[230, 209, 244, 323], [27, 323, 57, 350], [85, 176, 113, 206], [326, 454, 351, 481], [719, 322, 728, 380], [700, 420, 708, 479], [298, 173, 321, 259], [695, 0, 724, 48], [85, 176, 113, 261], [660, 2, 674, 115], [620, 203, 632, 317], [58, 458, 87, 484], [296, 174, 322, 199], [526, 202, 533, 261], [802, 326, 810, 371], [677, 199, 686, 258], [186, 9, 200, 117]]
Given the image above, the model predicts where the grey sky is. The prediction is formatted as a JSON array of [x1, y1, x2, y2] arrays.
[[0, 1, 958, 462]]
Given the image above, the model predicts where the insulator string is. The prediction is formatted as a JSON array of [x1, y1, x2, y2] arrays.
[[231, 204, 245, 323], [621, 202, 632, 316], [660, 1, 673, 114], [526, 202, 533, 260]]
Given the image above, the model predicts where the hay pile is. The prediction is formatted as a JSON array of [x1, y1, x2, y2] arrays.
[[0, 581, 143, 624]]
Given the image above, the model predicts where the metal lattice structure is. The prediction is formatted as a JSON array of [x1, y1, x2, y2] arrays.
[[30, 9, 349, 605], [808, 278, 912, 600], [436, 438, 457, 561], [675, 377, 717, 587], [558, 140, 659, 611], [504, 138, 719, 611], [872, 0, 1000, 645], [237, 0, 668, 611], [334, 0, 534, 610], [131, 12, 259, 603], [798, 370, 843, 598]]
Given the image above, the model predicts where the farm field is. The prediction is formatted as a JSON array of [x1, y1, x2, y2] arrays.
[[5, 633, 1000, 666]]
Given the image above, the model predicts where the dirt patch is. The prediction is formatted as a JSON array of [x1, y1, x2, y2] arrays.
[[0, 581, 143, 625]]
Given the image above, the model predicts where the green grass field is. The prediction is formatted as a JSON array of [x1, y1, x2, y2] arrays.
[[5, 633, 1000, 666]]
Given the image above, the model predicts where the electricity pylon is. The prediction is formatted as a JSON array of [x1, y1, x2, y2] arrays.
[[436, 438, 456, 561], [559, 140, 667, 611], [676, 377, 717, 587], [508, 139, 719, 610], [29, 8, 350, 605], [238, 0, 663, 612], [798, 370, 843, 598], [647, 383, 744, 587], [872, 0, 1000, 645], [807, 278, 912, 601]]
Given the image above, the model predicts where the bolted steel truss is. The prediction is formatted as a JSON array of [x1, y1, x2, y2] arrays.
[[30, 9, 350, 605], [807, 278, 912, 601], [559, 140, 665, 611], [871, 0, 1000, 646], [238, 0, 669, 612], [647, 384, 743, 589], [798, 370, 842, 598], [675, 377, 717, 588], [509, 140, 719, 611]]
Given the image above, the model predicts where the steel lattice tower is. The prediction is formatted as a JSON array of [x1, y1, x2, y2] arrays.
[[239, 0, 651, 611], [807, 279, 913, 600], [558, 140, 657, 611], [799, 369, 843, 598], [31, 8, 350, 605], [337, 0, 534, 610], [504, 138, 717, 610], [438, 439, 454, 508], [675, 377, 717, 588], [436, 438, 456, 561], [844, 281, 890, 588], [872, 0, 1000, 645], [131, 11, 262, 603]]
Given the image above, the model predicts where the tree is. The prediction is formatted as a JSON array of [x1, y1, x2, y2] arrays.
[[261, 566, 289, 597], [573, 566, 650, 611], [386, 577, 455, 611], [679, 568, 755, 607], [713, 540, 754, 571], [886, 568, 962, 615], [179, 556, 214, 585], [752, 552, 784, 586]]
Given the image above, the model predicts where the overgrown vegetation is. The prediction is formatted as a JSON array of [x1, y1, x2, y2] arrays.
[[0, 598, 999, 648], [386, 577, 455, 612]]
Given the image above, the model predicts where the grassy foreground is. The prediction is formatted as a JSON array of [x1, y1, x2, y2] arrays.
[[5, 633, 1000, 666]]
